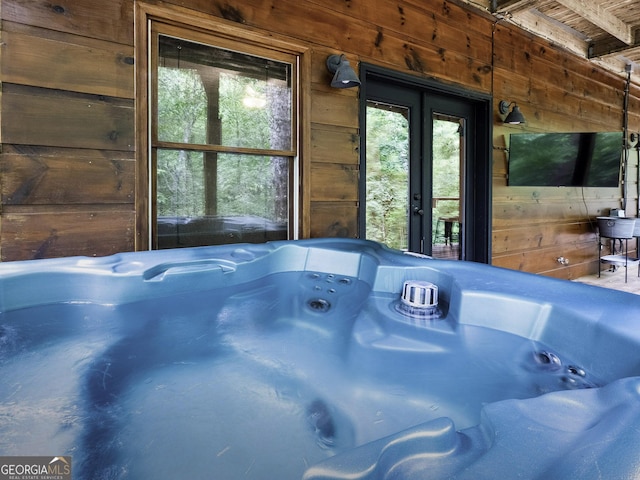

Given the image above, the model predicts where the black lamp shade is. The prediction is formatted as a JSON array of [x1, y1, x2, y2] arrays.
[[326, 54, 361, 88], [504, 105, 526, 124]]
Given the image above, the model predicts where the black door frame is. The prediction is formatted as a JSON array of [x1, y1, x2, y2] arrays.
[[359, 63, 492, 263]]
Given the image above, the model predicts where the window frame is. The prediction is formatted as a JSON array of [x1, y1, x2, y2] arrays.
[[135, 3, 309, 250]]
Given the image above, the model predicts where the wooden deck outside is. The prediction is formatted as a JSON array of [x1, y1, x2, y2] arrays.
[[431, 243, 460, 260], [574, 265, 640, 295]]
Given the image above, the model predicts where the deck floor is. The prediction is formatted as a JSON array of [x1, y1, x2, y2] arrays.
[[431, 243, 460, 260], [573, 264, 640, 295]]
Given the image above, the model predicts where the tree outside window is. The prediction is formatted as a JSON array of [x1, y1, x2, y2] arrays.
[[152, 32, 296, 248]]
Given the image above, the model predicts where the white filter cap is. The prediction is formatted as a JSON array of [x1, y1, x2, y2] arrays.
[[400, 280, 438, 308]]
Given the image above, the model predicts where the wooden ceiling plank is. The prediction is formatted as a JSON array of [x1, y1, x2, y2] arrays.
[[493, 0, 542, 14], [554, 0, 633, 45], [589, 37, 639, 59]]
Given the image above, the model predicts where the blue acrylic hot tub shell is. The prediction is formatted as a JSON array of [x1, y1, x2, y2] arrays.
[[1, 238, 640, 479]]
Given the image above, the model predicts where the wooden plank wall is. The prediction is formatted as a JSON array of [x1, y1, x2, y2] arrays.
[[0, 3, 136, 259], [492, 22, 640, 279], [1, 0, 639, 281]]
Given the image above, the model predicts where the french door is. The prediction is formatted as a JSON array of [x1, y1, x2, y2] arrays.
[[360, 66, 492, 262]]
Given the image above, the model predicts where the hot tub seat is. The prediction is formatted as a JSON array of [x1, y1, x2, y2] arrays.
[[305, 376, 640, 480]]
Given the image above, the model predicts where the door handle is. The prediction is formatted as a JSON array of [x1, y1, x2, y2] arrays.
[[413, 206, 424, 216]]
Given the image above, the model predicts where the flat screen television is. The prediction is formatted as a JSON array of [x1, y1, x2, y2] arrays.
[[508, 131, 623, 187], [583, 132, 624, 187]]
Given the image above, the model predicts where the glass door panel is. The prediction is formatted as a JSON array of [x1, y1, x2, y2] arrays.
[[365, 101, 410, 251], [431, 115, 463, 259]]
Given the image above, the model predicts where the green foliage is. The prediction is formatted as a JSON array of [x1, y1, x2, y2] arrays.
[[365, 107, 461, 249], [432, 120, 460, 197], [216, 154, 286, 220], [365, 106, 409, 249], [219, 73, 270, 149], [157, 68, 207, 144], [432, 120, 461, 226], [156, 67, 290, 222], [157, 150, 205, 216]]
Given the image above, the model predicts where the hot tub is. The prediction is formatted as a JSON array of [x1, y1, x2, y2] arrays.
[[1, 238, 640, 479]]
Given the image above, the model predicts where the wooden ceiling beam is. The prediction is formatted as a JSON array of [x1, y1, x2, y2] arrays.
[[554, 0, 633, 45], [507, 8, 588, 57]]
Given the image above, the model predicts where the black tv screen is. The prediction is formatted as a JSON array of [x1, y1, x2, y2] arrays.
[[508, 132, 581, 186], [583, 132, 623, 187], [508, 131, 622, 187]]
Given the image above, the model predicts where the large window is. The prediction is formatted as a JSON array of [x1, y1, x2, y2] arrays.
[[149, 23, 298, 249]]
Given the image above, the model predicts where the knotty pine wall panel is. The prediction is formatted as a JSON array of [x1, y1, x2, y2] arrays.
[[310, 202, 358, 239], [492, 240, 598, 280], [1, 1, 135, 260], [2, 22, 134, 98], [1, 146, 134, 205], [2, 0, 134, 45], [311, 125, 359, 165], [493, 220, 595, 254], [3, 85, 134, 151], [1, 210, 135, 261], [310, 163, 359, 203]]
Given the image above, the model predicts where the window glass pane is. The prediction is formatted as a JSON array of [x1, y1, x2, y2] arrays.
[[157, 35, 292, 151], [156, 150, 288, 248], [157, 68, 207, 144], [156, 149, 205, 217]]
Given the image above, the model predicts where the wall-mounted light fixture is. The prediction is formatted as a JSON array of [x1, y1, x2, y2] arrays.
[[499, 100, 526, 124], [326, 54, 361, 88]]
